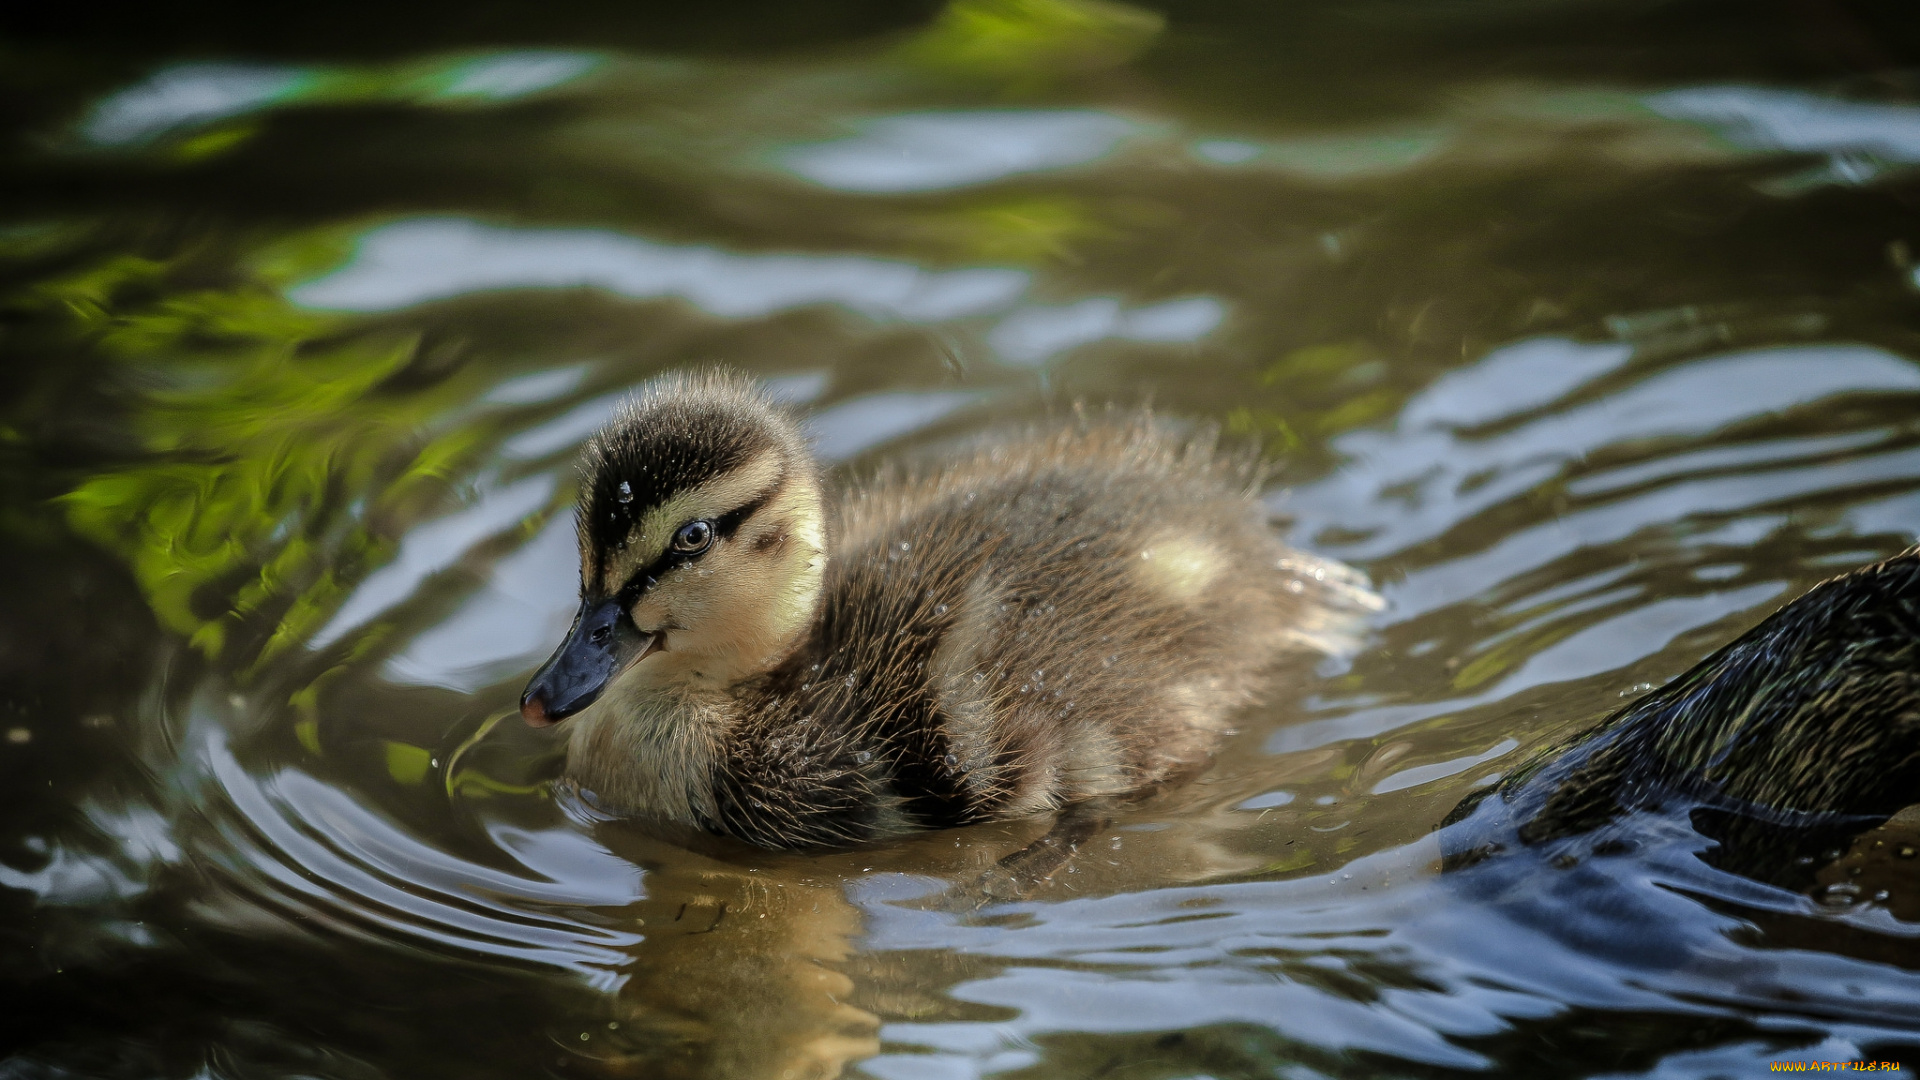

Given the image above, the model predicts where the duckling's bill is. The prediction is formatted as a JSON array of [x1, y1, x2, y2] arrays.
[[520, 597, 662, 726]]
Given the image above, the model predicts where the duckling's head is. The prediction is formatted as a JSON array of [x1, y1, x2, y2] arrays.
[[521, 370, 824, 726]]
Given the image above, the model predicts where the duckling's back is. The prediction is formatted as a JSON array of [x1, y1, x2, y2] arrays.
[[708, 417, 1379, 847]]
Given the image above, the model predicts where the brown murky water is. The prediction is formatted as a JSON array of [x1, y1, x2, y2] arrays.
[[4, 2, 1920, 1077]]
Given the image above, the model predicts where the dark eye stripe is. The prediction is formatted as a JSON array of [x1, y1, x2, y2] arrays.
[[715, 475, 781, 540], [614, 473, 785, 601]]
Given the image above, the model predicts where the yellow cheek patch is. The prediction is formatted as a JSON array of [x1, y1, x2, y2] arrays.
[[617, 480, 827, 687]]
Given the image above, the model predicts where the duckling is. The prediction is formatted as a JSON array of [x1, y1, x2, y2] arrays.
[[520, 370, 1378, 849]]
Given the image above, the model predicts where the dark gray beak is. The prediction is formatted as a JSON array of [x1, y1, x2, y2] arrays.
[[520, 598, 653, 726]]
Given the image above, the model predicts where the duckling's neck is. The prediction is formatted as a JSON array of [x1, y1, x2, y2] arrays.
[[565, 683, 728, 824]]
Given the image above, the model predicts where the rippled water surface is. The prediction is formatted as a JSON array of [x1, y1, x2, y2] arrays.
[[5, 3, 1920, 1077]]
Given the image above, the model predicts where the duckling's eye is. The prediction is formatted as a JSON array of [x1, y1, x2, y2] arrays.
[[671, 519, 714, 556]]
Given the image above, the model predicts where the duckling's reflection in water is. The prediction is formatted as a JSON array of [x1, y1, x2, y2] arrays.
[[553, 779, 1320, 1080], [560, 822, 881, 1080]]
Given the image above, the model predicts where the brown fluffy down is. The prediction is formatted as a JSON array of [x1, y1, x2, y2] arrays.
[[555, 374, 1380, 849]]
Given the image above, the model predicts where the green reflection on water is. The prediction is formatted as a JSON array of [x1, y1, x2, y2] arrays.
[[38, 234, 498, 668], [902, 0, 1163, 89]]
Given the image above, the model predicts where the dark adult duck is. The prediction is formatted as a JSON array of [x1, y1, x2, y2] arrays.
[[1439, 548, 1920, 968]]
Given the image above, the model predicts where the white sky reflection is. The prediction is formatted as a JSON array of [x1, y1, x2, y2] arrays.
[[85, 64, 308, 145], [82, 53, 598, 147], [383, 513, 579, 691], [290, 218, 1031, 321], [312, 472, 557, 648], [779, 110, 1141, 193], [1283, 340, 1920, 562], [1649, 86, 1920, 174], [988, 296, 1224, 366]]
